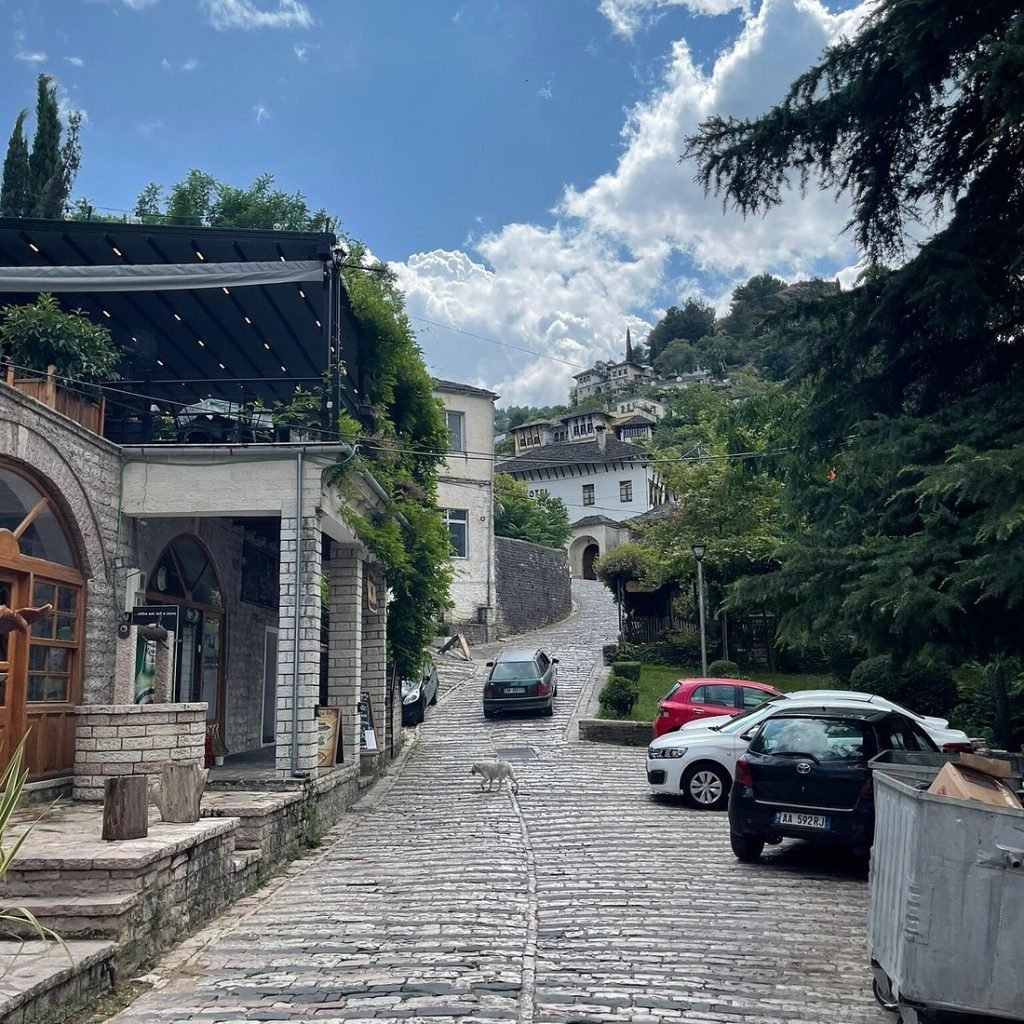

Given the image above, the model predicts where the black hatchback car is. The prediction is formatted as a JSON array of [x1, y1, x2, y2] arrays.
[[728, 706, 938, 861], [483, 648, 558, 718]]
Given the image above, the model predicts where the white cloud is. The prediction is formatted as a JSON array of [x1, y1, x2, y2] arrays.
[[599, 0, 749, 39], [15, 50, 47, 63], [253, 103, 270, 123], [393, 0, 872, 406], [160, 57, 172, 70], [65, 56, 85, 67], [88, 0, 159, 8], [203, 0, 312, 31], [294, 42, 317, 62], [452, 6, 465, 24], [182, 57, 199, 71], [538, 80, 553, 100]]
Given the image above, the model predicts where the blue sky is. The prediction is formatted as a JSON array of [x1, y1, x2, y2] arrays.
[[1, 0, 867, 405]]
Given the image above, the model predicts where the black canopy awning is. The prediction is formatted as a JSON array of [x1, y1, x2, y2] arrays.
[[0, 218, 363, 426]]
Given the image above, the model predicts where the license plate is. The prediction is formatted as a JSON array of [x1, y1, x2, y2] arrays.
[[774, 811, 830, 830], [503, 687, 526, 695]]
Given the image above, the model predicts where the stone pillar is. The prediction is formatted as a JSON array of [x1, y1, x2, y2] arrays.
[[275, 509, 323, 777], [361, 563, 388, 765], [326, 544, 362, 765]]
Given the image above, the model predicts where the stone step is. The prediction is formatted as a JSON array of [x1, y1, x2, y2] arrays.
[[0, 939, 117, 1024], [0, 892, 142, 940]]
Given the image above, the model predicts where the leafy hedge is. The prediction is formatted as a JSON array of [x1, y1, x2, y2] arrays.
[[708, 659, 741, 678], [599, 675, 640, 718], [611, 661, 641, 682]]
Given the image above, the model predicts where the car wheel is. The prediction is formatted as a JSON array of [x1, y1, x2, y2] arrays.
[[429, 688, 438, 706], [730, 831, 764, 862], [543, 701, 554, 717], [682, 763, 730, 810]]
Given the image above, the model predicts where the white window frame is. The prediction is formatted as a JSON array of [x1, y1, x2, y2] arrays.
[[446, 411, 465, 453], [620, 480, 633, 503], [442, 508, 468, 558]]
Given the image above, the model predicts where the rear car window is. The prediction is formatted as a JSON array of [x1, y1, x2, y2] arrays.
[[742, 687, 774, 710], [490, 661, 538, 682], [662, 681, 683, 701], [750, 717, 869, 762], [698, 684, 738, 707]]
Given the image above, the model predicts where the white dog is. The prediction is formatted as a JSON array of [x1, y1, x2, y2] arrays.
[[471, 759, 519, 793]]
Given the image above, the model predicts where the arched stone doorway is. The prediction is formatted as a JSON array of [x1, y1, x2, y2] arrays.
[[145, 535, 226, 731], [582, 544, 600, 580], [0, 461, 85, 779], [569, 534, 601, 579]]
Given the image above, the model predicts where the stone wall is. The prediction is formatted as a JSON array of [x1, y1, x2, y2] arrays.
[[72, 703, 206, 800], [494, 536, 571, 635], [0, 386, 123, 704]]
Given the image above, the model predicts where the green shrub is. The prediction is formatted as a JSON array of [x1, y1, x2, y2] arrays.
[[598, 675, 640, 717], [819, 631, 862, 685], [611, 661, 641, 682], [663, 631, 700, 662], [707, 659, 741, 678], [850, 655, 958, 718], [602, 643, 621, 665]]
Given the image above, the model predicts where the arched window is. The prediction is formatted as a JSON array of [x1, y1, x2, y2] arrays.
[[0, 460, 84, 779]]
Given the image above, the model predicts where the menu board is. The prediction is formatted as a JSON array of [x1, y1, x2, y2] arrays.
[[358, 693, 378, 751]]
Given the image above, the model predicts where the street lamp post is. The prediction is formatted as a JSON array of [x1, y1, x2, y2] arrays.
[[692, 542, 708, 676]]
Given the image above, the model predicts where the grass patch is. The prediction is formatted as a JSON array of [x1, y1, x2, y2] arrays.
[[627, 664, 836, 723]]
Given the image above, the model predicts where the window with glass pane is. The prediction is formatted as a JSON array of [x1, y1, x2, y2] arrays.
[[583, 484, 595, 506], [442, 509, 468, 557], [27, 580, 78, 702], [619, 480, 633, 502], [446, 411, 465, 453], [0, 466, 75, 565]]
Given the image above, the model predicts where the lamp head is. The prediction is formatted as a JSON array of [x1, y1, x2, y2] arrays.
[[691, 541, 706, 561]]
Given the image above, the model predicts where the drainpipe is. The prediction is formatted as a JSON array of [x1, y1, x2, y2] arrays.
[[291, 448, 305, 777]]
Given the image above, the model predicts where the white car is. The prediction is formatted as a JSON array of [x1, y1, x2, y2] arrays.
[[646, 689, 971, 810]]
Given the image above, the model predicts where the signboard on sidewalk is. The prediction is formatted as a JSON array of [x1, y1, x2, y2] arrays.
[[358, 693, 378, 751]]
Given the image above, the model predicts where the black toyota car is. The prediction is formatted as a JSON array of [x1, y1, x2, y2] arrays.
[[728, 706, 938, 861]]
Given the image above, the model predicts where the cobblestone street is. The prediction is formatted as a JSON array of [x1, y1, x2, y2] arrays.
[[111, 581, 887, 1024]]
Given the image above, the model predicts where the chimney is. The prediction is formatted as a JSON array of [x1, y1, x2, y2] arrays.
[[595, 423, 607, 453]]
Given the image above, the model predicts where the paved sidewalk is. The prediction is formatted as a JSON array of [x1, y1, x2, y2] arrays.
[[108, 580, 886, 1024]]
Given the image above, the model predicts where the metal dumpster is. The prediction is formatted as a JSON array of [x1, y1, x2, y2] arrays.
[[868, 765, 1024, 1023]]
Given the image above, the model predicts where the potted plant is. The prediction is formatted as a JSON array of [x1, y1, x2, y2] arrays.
[[206, 723, 228, 767]]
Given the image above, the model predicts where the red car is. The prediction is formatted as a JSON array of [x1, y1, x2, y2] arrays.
[[651, 677, 782, 738]]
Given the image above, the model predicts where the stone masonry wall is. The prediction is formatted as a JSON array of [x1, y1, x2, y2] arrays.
[[494, 536, 571, 635], [0, 386, 123, 704], [72, 703, 206, 800]]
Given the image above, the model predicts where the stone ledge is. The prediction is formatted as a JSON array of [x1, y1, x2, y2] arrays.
[[578, 718, 652, 747], [0, 939, 117, 1024], [72, 703, 207, 716]]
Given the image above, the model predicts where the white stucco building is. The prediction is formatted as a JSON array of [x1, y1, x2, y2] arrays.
[[434, 379, 499, 639], [497, 427, 668, 579]]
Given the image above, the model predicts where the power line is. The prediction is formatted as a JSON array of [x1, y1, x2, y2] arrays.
[[410, 316, 590, 371]]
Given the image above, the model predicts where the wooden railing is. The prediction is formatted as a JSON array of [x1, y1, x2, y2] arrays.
[[4, 364, 106, 436]]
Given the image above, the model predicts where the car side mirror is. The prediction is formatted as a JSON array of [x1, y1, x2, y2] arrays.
[[486, 661, 494, 668], [552, 658, 559, 664], [740, 729, 755, 741]]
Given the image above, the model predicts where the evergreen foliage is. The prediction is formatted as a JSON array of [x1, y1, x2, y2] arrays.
[[1, 75, 80, 219], [0, 111, 30, 217], [685, 0, 1024, 744]]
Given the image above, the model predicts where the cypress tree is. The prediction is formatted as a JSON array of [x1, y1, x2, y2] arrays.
[[0, 110, 31, 217], [28, 74, 63, 218]]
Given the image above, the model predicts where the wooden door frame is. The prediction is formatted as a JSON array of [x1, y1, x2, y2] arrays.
[[261, 626, 278, 746]]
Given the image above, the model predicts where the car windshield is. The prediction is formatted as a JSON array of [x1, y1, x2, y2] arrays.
[[490, 660, 538, 682], [717, 694, 787, 733], [750, 716, 867, 762], [401, 678, 420, 696]]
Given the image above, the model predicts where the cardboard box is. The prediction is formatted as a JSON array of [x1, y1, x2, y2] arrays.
[[928, 762, 1023, 810], [958, 751, 1014, 779]]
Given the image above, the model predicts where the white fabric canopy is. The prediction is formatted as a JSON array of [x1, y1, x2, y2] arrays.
[[0, 260, 324, 292]]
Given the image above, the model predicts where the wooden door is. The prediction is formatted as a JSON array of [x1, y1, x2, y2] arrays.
[[0, 574, 23, 771]]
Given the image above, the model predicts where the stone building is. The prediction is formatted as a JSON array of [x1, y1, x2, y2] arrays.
[[433, 379, 499, 641], [0, 217, 400, 793]]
